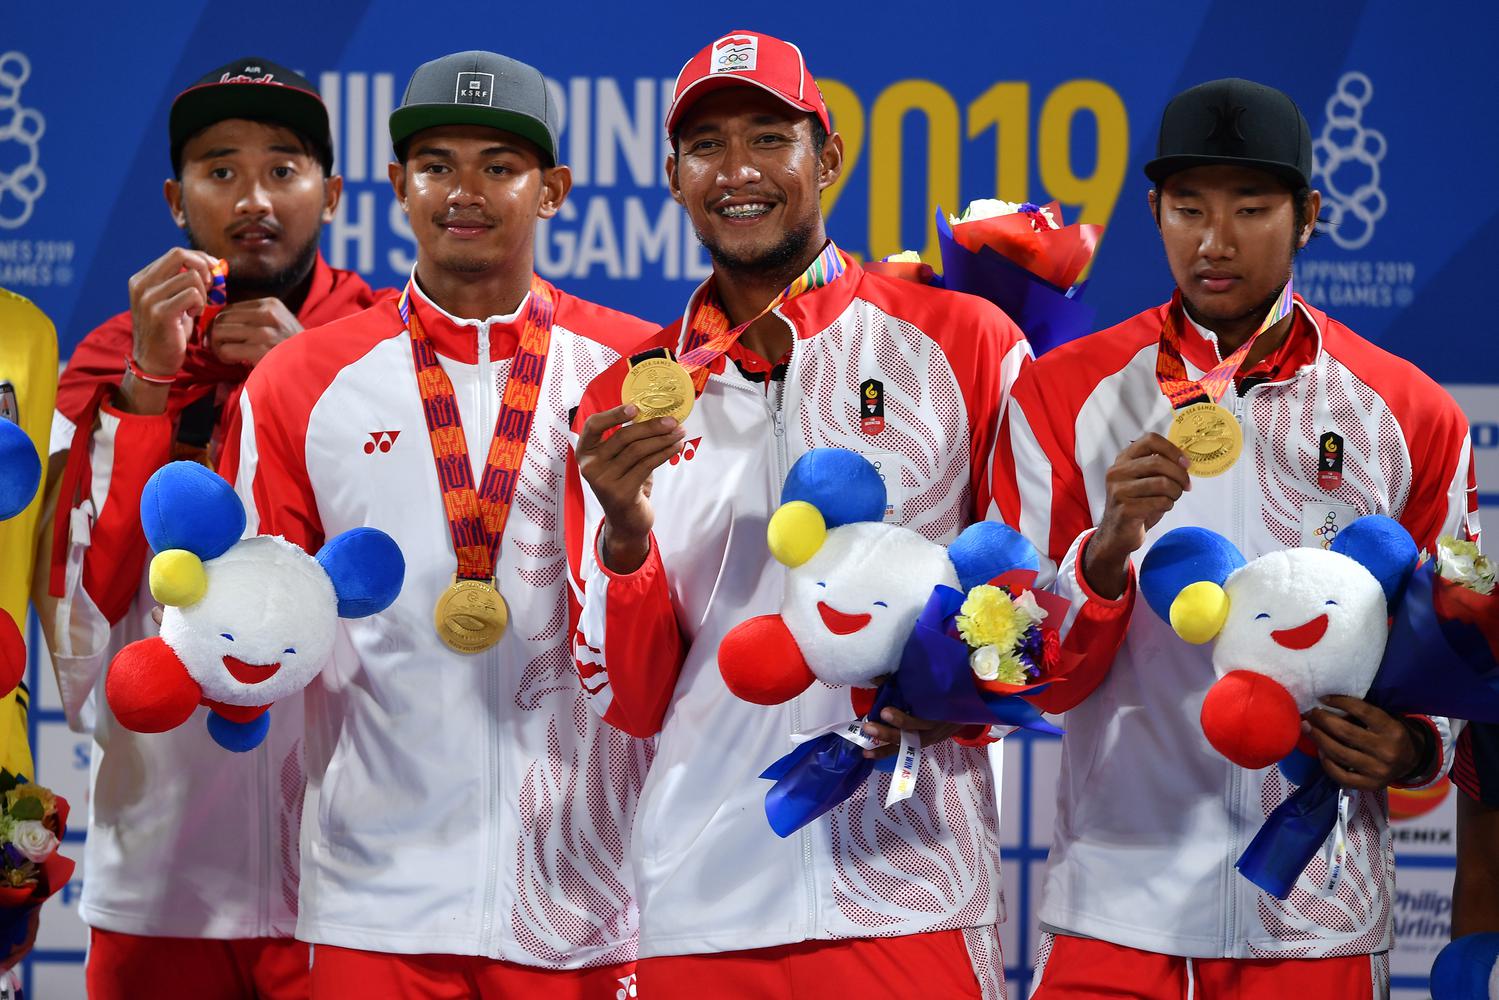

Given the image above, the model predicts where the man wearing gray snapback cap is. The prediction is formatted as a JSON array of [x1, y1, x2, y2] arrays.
[[998, 78, 1478, 997], [229, 50, 656, 997]]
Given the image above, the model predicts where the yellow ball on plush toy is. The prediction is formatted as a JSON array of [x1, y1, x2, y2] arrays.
[[1170, 580, 1229, 644], [149, 549, 208, 607], [768, 501, 827, 568]]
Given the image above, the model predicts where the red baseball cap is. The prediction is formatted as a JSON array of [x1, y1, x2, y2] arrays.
[[665, 31, 831, 137]]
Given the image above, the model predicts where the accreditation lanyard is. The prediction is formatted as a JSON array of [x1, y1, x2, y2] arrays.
[[678, 241, 848, 393], [400, 277, 554, 582], [1155, 280, 1295, 408]]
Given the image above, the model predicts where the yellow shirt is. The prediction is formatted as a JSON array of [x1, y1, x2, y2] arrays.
[[0, 288, 59, 780]]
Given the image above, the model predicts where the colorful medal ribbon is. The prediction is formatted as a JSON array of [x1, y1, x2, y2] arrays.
[[1155, 279, 1295, 408], [400, 277, 554, 582], [679, 241, 848, 393]]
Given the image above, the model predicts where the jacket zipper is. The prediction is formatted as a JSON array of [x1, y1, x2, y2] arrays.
[[766, 320, 818, 940], [260, 736, 272, 935], [475, 321, 504, 957], [1223, 385, 1253, 957]]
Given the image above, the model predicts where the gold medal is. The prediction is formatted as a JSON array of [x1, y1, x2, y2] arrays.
[[621, 355, 694, 424], [1167, 401, 1243, 477], [433, 576, 509, 654]]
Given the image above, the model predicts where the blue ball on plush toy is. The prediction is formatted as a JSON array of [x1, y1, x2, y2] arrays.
[[0, 417, 41, 521], [1432, 933, 1499, 999]]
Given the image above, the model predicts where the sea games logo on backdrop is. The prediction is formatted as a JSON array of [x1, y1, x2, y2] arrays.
[[1295, 72, 1414, 310], [0, 50, 72, 288]]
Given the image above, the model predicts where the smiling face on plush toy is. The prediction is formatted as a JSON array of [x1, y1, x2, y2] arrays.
[[158, 536, 339, 707], [1213, 547, 1389, 710], [780, 522, 959, 687]]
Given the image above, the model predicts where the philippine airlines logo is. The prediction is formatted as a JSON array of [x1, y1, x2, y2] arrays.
[[711, 35, 758, 74], [0, 51, 45, 230], [1312, 72, 1387, 251]]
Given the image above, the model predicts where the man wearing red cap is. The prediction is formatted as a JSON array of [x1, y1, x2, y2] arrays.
[[231, 51, 655, 998], [995, 78, 1477, 996], [567, 30, 1063, 999], [34, 57, 374, 1000]]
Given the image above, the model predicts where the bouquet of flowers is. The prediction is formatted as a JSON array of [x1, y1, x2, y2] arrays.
[[0, 771, 73, 955], [864, 199, 1103, 355]]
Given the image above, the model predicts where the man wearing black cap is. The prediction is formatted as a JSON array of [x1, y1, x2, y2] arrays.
[[229, 50, 655, 997], [995, 78, 1479, 996], [35, 57, 375, 1000]]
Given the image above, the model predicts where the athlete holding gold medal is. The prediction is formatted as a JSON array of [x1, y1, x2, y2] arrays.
[[231, 50, 658, 996], [997, 79, 1479, 997]]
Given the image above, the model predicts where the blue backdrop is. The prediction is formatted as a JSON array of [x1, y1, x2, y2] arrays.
[[6, 2, 1495, 996]]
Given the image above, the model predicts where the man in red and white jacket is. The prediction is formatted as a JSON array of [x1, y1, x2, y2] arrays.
[[36, 59, 374, 999], [996, 79, 1479, 997], [232, 51, 655, 998], [567, 31, 1051, 1000]]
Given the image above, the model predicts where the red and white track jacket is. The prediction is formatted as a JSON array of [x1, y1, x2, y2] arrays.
[[232, 275, 656, 964], [994, 295, 1478, 960], [41, 256, 374, 939], [567, 261, 1031, 965]]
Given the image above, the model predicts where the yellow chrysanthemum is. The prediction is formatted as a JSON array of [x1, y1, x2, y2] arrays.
[[995, 652, 1030, 685], [956, 585, 1025, 652], [7, 784, 56, 818]]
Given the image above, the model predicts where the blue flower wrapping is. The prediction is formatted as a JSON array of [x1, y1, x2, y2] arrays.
[[935, 211, 1095, 356], [760, 585, 1063, 838], [1237, 561, 1499, 898]]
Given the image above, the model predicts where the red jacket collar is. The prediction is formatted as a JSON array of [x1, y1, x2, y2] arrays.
[[1168, 292, 1323, 388], [405, 270, 548, 364]]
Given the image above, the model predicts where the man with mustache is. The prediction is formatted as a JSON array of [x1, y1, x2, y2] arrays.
[[996, 78, 1478, 996], [565, 30, 1100, 1000], [229, 51, 655, 997], [35, 57, 374, 999]]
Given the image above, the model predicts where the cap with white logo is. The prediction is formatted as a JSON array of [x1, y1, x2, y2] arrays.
[[665, 31, 831, 137], [389, 50, 559, 165]]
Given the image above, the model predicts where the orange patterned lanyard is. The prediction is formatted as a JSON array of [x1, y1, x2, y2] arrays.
[[400, 277, 554, 581]]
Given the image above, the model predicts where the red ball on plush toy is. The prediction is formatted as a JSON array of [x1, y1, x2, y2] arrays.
[[720, 615, 816, 705], [105, 636, 202, 732], [0, 609, 23, 697], [1200, 669, 1302, 770]]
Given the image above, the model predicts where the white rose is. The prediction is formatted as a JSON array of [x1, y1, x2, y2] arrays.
[[1437, 536, 1495, 595], [970, 644, 1003, 681], [1012, 589, 1049, 625], [951, 199, 1059, 229], [10, 820, 57, 863]]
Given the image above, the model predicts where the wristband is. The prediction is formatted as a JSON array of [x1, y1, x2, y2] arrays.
[[126, 356, 177, 386]]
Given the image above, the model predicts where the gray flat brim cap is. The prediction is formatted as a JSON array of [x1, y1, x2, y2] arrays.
[[390, 50, 559, 164]]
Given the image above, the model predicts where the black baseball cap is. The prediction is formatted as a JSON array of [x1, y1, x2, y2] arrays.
[[1145, 78, 1313, 190], [169, 58, 333, 175], [389, 51, 559, 165]]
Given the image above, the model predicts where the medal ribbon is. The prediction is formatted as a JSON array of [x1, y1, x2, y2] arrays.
[[678, 241, 848, 392], [401, 276, 554, 582], [1155, 279, 1295, 409]]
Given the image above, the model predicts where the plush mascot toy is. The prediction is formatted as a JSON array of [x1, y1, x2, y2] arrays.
[[105, 461, 404, 752], [1139, 515, 1418, 770], [1433, 934, 1499, 1000], [718, 448, 1039, 706], [0, 417, 42, 697]]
